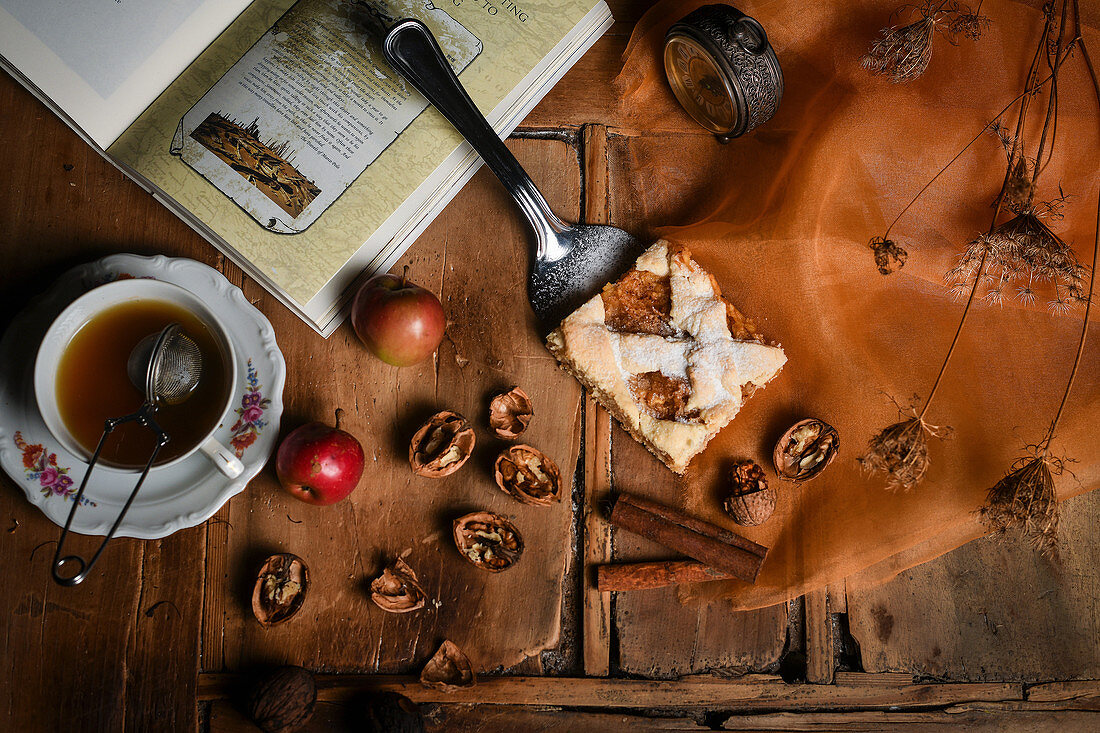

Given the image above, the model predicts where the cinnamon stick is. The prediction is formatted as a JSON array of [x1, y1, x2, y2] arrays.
[[607, 493, 767, 583], [597, 560, 733, 591]]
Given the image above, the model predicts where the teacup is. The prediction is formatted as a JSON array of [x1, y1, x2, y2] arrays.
[[34, 278, 244, 478]]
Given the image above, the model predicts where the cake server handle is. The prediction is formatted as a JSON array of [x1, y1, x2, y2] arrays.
[[381, 18, 569, 259], [51, 407, 168, 586]]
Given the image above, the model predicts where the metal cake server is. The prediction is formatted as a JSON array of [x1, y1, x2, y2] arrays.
[[381, 19, 640, 328]]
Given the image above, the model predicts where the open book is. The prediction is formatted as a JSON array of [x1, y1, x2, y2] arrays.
[[0, 0, 613, 336]]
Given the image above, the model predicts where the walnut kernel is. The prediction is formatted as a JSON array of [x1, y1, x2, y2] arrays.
[[252, 554, 309, 627], [488, 386, 533, 439], [453, 512, 523, 572], [409, 411, 475, 478], [494, 444, 561, 506], [773, 418, 839, 482], [723, 460, 776, 526]]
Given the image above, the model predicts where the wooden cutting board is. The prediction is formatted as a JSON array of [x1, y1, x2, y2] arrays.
[[202, 137, 584, 675]]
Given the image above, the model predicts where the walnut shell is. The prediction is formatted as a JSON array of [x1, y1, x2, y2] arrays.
[[409, 411, 475, 478], [723, 460, 776, 526], [245, 665, 316, 733], [493, 444, 561, 506], [370, 557, 426, 613], [773, 418, 839, 482], [420, 640, 476, 692], [453, 511, 523, 572], [488, 387, 533, 439], [361, 692, 425, 733], [252, 554, 309, 627]]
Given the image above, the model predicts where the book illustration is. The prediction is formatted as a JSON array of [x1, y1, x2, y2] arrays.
[[170, 0, 482, 234], [190, 112, 321, 219]]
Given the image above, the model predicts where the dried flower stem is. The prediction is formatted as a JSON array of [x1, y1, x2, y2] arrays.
[[980, 447, 1062, 556], [880, 70, 1061, 243], [918, 17, 1080, 415], [979, 0, 1099, 554], [860, 396, 953, 491], [997, 4, 1050, 210], [864, 1, 1088, 492], [918, 223, 997, 418], [1029, 0, 1068, 196], [1043, 0, 1100, 446], [875, 4, 1058, 245]]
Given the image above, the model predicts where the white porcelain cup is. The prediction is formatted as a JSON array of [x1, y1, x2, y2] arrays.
[[34, 279, 244, 478]]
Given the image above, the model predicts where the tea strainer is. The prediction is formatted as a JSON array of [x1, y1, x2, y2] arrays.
[[51, 323, 202, 586]]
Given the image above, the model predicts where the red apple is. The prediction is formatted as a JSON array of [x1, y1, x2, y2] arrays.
[[351, 267, 445, 367], [276, 409, 365, 506]]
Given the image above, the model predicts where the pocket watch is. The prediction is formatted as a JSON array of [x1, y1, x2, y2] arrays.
[[663, 4, 783, 142]]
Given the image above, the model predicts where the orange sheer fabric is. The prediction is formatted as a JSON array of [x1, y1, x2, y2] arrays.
[[612, 0, 1100, 609]]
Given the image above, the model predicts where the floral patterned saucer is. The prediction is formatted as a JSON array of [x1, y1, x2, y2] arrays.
[[0, 254, 285, 539]]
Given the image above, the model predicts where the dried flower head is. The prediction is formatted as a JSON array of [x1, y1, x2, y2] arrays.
[[979, 444, 1066, 557], [987, 120, 1015, 152], [862, 13, 936, 82], [869, 235, 909, 274], [945, 206, 1090, 311], [946, 6, 992, 41], [859, 395, 953, 491], [862, 3, 989, 83]]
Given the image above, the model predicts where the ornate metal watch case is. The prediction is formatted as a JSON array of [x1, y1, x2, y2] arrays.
[[663, 4, 783, 142]]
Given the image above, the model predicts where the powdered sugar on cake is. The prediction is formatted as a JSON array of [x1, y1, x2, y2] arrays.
[[546, 240, 787, 473]]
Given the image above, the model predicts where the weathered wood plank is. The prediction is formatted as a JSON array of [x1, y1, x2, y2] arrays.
[[604, 130, 788, 677], [719, 710, 1100, 731], [947, 700, 1100, 713], [208, 137, 583, 676], [425, 705, 698, 733], [0, 71, 214, 733], [524, 37, 627, 131], [804, 587, 834, 684], [207, 697, 1100, 733], [202, 508, 232, 672], [847, 489, 1100, 682], [126, 530, 205, 732], [827, 581, 846, 615], [1027, 680, 1100, 704], [582, 123, 614, 677], [198, 672, 1024, 710], [834, 671, 914, 687], [207, 699, 702, 733]]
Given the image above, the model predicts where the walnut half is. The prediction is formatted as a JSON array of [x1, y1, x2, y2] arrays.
[[252, 553, 309, 627], [494, 444, 561, 506], [370, 556, 427, 614], [773, 418, 839, 482], [488, 386, 533, 439], [409, 411, 475, 478], [420, 640, 476, 692], [723, 460, 776, 527], [453, 512, 523, 572]]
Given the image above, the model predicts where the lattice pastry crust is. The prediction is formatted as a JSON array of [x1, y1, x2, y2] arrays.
[[546, 240, 786, 474]]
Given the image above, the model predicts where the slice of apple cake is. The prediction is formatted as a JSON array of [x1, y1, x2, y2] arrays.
[[546, 240, 786, 474]]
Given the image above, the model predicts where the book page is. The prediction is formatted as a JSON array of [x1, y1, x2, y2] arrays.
[[170, 0, 481, 233], [110, 0, 604, 313], [0, 0, 251, 146]]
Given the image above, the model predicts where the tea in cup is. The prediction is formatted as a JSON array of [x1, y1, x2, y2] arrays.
[[34, 279, 243, 478]]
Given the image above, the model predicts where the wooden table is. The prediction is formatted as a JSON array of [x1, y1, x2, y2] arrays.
[[2, 2, 1099, 730]]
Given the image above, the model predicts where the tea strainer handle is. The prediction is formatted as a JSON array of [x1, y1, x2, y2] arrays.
[[51, 407, 169, 586]]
